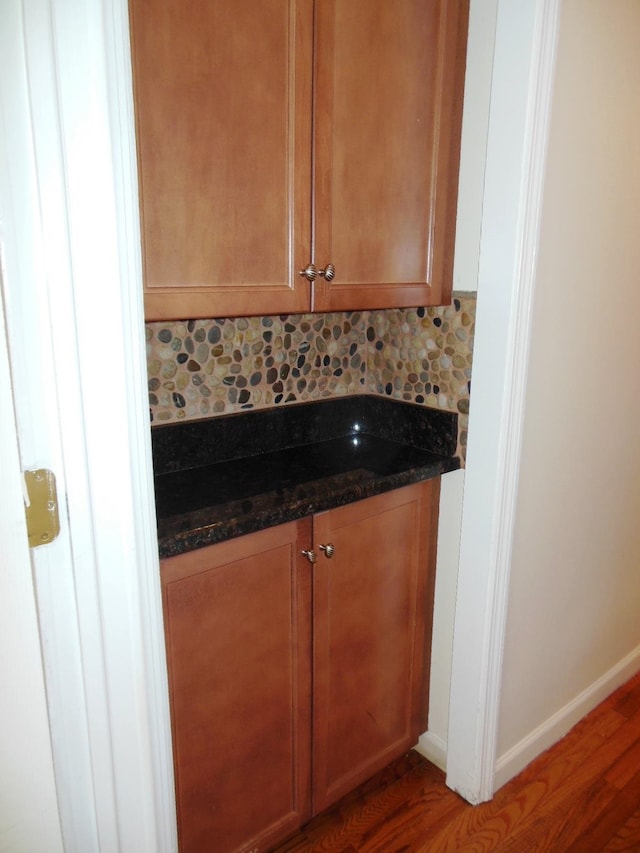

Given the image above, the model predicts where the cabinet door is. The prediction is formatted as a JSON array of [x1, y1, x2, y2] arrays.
[[312, 0, 469, 312], [130, 0, 313, 320], [311, 480, 440, 812], [161, 520, 312, 853]]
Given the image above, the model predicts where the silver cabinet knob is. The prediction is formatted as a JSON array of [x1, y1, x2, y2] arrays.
[[299, 264, 317, 282], [301, 549, 317, 564], [318, 264, 335, 281], [319, 543, 335, 559]]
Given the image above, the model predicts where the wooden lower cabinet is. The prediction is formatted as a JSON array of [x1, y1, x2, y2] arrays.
[[161, 480, 440, 852], [162, 520, 313, 853]]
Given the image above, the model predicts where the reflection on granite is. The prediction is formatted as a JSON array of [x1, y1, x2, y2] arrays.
[[153, 395, 459, 558]]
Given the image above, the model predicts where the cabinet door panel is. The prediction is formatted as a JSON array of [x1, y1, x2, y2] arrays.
[[161, 520, 312, 853], [311, 481, 440, 812], [312, 0, 468, 311], [130, 0, 313, 319]]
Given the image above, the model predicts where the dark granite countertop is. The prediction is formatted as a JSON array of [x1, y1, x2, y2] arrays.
[[152, 395, 460, 558]]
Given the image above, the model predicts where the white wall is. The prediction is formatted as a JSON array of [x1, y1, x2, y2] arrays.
[[495, 0, 640, 786]]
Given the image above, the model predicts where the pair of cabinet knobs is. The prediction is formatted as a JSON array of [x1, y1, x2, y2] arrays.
[[301, 543, 335, 563], [299, 263, 335, 282]]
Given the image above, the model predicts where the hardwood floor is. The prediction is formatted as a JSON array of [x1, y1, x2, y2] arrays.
[[273, 672, 640, 852]]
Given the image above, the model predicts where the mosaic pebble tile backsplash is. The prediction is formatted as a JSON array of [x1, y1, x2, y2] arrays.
[[146, 293, 475, 461]]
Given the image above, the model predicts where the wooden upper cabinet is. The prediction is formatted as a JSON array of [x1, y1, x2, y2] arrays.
[[312, 0, 469, 311], [130, 0, 313, 320], [129, 0, 468, 320]]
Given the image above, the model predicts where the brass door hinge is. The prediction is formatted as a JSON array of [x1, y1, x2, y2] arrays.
[[23, 469, 60, 548]]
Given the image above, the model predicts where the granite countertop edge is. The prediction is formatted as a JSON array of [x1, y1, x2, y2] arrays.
[[157, 454, 459, 559], [153, 396, 461, 560]]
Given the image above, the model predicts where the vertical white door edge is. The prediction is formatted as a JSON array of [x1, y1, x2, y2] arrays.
[[445, 0, 561, 803], [0, 238, 64, 849], [1, 0, 176, 850]]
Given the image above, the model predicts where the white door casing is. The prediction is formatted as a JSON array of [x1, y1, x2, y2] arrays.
[[1, 0, 176, 850], [446, 0, 560, 803]]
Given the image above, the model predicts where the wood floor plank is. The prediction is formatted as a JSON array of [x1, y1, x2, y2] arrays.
[[602, 805, 640, 852], [605, 732, 640, 790], [498, 776, 619, 852], [612, 671, 640, 719], [356, 784, 465, 853], [567, 783, 640, 851]]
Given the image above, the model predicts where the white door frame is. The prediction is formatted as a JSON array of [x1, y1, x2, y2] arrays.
[[1, 0, 175, 849], [446, 0, 560, 803]]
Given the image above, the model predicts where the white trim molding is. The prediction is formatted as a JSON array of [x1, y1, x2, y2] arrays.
[[417, 732, 448, 773], [494, 644, 640, 790], [445, 0, 561, 804], [2, 1, 176, 849]]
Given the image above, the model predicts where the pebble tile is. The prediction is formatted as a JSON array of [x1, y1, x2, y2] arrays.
[[146, 295, 476, 462]]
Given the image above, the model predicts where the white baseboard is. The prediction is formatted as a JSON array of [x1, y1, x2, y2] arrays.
[[494, 644, 640, 791], [415, 731, 447, 772]]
